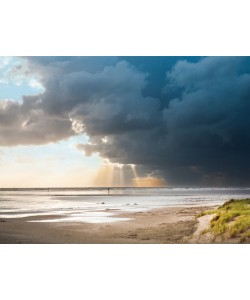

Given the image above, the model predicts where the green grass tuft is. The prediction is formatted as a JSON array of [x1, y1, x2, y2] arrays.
[[196, 209, 217, 218], [201, 199, 250, 242]]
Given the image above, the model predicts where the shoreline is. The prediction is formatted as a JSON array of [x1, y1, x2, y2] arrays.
[[0, 205, 218, 244]]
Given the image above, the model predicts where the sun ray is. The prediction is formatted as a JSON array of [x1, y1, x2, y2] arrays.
[[130, 164, 139, 187], [94, 161, 114, 187], [119, 164, 125, 187]]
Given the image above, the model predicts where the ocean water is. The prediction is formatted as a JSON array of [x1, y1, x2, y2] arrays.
[[1, 187, 250, 223]]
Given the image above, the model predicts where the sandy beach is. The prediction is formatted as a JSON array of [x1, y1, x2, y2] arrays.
[[0, 205, 217, 244]]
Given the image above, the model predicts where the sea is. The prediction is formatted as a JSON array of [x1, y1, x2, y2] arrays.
[[1, 187, 250, 223]]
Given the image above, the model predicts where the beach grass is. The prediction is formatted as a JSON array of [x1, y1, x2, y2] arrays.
[[199, 199, 250, 242], [196, 209, 217, 218]]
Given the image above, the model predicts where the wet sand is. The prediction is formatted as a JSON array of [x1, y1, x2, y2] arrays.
[[0, 205, 219, 244]]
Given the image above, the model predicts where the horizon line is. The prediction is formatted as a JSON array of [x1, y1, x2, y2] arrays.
[[0, 186, 249, 190]]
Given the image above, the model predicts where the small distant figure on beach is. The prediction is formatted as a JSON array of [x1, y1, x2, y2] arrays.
[[108, 187, 110, 194]]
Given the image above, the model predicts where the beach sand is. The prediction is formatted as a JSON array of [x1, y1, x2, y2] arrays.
[[0, 205, 219, 244]]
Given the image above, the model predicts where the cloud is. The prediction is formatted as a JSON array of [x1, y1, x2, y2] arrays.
[[2, 56, 250, 186], [76, 57, 250, 186], [161, 57, 250, 185], [0, 58, 161, 147], [0, 96, 74, 146]]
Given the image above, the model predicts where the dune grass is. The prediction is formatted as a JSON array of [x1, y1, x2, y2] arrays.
[[197, 209, 217, 218], [199, 199, 250, 242]]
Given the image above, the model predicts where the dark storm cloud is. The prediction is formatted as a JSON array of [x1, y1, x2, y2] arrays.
[[1, 56, 250, 186], [23, 56, 118, 76], [161, 57, 250, 185], [0, 96, 74, 146], [121, 56, 200, 103], [0, 58, 161, 146], [75, 56, 250, 186]]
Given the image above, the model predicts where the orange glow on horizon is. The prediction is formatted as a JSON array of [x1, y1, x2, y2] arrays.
[[93, 162, 166, 187], [133, 176, 167, 187]]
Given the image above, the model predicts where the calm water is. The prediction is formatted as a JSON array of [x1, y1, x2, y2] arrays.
[[1, 187, 250, 223]]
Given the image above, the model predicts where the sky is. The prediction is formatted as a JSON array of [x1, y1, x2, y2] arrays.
[[1, 56, 250, 187]]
